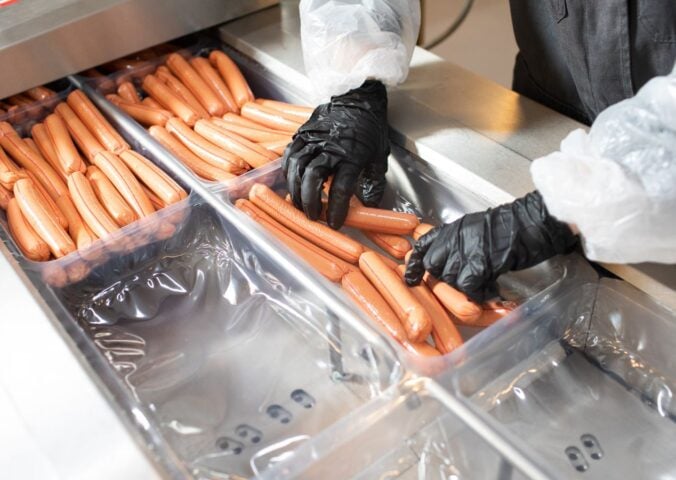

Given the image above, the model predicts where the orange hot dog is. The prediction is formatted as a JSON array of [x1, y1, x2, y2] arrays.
[[14, 179, 75, 258], [165, 117, 247, 173], [54, 103, 105, 161], [402, 341, 442, 357], [24, 86, 56, 102], [195, 120, 275, 168], [117, 81, 141, 104], [118, 150, 186, 205], [66, 90, 130, 154], [205, 119, 277, 161], [240, 103, 301, 134], [0, 183, 11, 210], [396, 265, 463, 354], [7, 197, 50, 261], [142, 97, 163, 109], [86, 166, 137, 227], [190, 57, 238, 113], [210, 117, 291, 143], [365, 232, 410, 259], [341, 270, 407, 343], [166, 53, 225, 116], [413, 223, 434, 241], [142, 74, 199, 127], [359, 251, 432, 343], [208, 51, 254, 108], [23, 138, 40, 156], [107, 95, 173, 127], [0, 143, 24, 190], [254, 99, 312, 123], [0, 123, 67, 200], [155, 66, 209, 119], [219, 112, 287, 132], [30, 124, 67, 181], [56, 195, 96, 250], [249, 183, 364, 263], [44, 114, 86, 174], [425, 275, 483, 325], [23, 170, 68, 230], [337, 204, 419, 235], [148, 125, 235, 182], [92, 151, 155, 218], [67, 172, 120, 239], [260, 138, 291, 156], [141, 184, 165, 210], [457, 300, 517, 328]]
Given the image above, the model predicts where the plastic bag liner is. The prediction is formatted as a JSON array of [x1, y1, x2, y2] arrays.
[[442, 279, 676, 479], [57, 195, 402, 479]]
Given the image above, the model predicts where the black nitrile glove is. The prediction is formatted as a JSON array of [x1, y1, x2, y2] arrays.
[[404, 191, 579, 302], [282, 80, 390, 229]]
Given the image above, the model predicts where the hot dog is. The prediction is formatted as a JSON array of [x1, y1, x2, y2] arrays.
[[240, 103, 301, 134], [56, 195, 96, 250], [425, 275, 483, 325], [141, 184, 165, 210], [7, 197, 50, 261], [365, 232, 410, 259], [86, 166, 137, 227], [107, 94, 173, 127], [67, 172, 120, 239], [155, 66, 210, 119], [194, 120, 275, 168], [208, 51, 254, 108], [219, 112, 287, 132], [0, 183, 11, 210], [23, 170, 68, 230], [30, 124, 67, 181], [44, 114, 86, 174], [24, 86, 56, 102], [254, 99, 312, 123], [148, 125, 235, 182], [190, 57, 238, 114], [66, 90, 130, 154], [457, 300, 517, 328], [165, 117, 247, 173], [14, 178, 75, 258], [142, 74, 199, 127], [359, 251, 432, 343], [401, 341, 442, 357], [249, 183, 364, 263], [210, 117, 291, 143], [92, 151, 155, 218], [166, 53, 225, 116], [141, 98, 161, 109], [0, 143, 24, 190], [118, 150, 187, 205], [117, 81, 141, 104], [260, 139, 291, 156], [413, 223, 434, 241], [335, 204, 419, 235], [23, 138, 40, 156], [54, 103, 105, 161]]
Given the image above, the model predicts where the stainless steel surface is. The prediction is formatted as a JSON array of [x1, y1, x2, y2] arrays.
[[0, 0, 277, 99]]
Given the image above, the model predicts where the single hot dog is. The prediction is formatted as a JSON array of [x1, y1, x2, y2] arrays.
[[413, 223, 434, 241], [86, 166, 137, 227], [205, 120, 277, 161], [14, 178, 75, 258], [67, 90, 130, 154], [155, 66, 210, 119], [195, 120, 275, 168], [24, 86, 56, 102], [190, 56, 238, 113], [54, 103, 105, 161], [365, 232, 410, 259], [67, 172, 120, 239], [333, 203, 419, 235], [457, 300, 517, 328], [92, 151, 155, 218], [44, 113, 86, 174], [142, 74, 199, 127], [0, 143, 24, 190], [425, 275, 483, 325], [0, 183, 11, 210], [142, 97, 162, 109], [117, 81, 141, 104], [210, 117, 290, 143], [148, 125, 235, 182], [165, 117, 248, 173], [107, 95, 173, 127], [254, 99, 312, 123], [30, 124, 67, 181], [7, 197, 50, 261], [56, 195, 97, 250], [23, 170, 69, 230], [166, 53, 225, 116], [219, 112, 288, 132], [142, 184, 165, 210], [260, 138, 291, 156], [240, 103, 301, 134], [118, 150, 187, 205], [23, 138, 40, 156], [249, 183, 364, 263], [359, 251, 432, 343], [208, 51, 254, 108]]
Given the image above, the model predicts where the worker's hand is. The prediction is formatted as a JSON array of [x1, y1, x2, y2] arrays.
[[282, 80, 390, 229], [404, 191, 579, 302]]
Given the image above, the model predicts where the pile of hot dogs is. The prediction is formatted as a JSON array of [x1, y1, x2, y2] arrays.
[[0, 89, 186, 284], [238, 184, 515, 358], [0, 85, 59, 127], [98, 48, 310, 182]]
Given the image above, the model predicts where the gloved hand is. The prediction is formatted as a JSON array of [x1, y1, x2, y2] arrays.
[[282, 80, 390, 229], [404, 191, 579, 302]]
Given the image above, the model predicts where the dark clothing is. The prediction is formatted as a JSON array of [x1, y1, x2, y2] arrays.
[[510, 0, 676, 124]]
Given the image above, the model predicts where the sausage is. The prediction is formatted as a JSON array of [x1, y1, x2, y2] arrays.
[[142, 184, 165, 210], [190, 57, 238, 113], [14, 178, 75, 258], [142, 97, 163, 109], [413, 223, 434, 241], [341, 270, 407, 342], [86, 166, 138, 227], [155, 66, 209, 119], [67, 90, 130, 154], [23, 138, 40, 155], [240, 102, 301, 134], [260, 138, 291, 156], [165, 117, 247, 173], [0, 143, 25, 190], [54, 103, 106, 161], [205, 120, 278, 161], [56, 195, 97, 250], [117, 81, 141, 104], [7, 197, 50, 261], [107, 95, 173, 127], [44, 113, 86, 174], [24, 86, 56, 102], [118, 150, 187, 205], [254, 99, 312, 123], [30, 124, 67, 181], [249, 183, 364, 263], [219, 112, 288, 133], [0, 183, 11, 210], [454, 300, 517, 328], [23, 170, 69, 230], [396, 265, 463, 354], [425, 275, 483, 325], [142, 74, 200, 127], [0, 123, 68, 200], [359, 251, 432, 343], [65, 255, 91, 284], [92, 151, 155, 218], [210, 117, 291, 143], [166, 53, 225, 116], [208, 50, 254, 108], [6, 95, 33, 107], [148, 125, 235, 182], [401, 341, 442, 357], [338, 204, 419, 235], [194, 120, 275, 169], [365, 232, 410, 259], [67, 172, 121, 239]]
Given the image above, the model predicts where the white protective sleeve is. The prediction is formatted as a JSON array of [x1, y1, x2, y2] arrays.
[[299, 0, 421, 101], [531, 64, 676, 264]]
